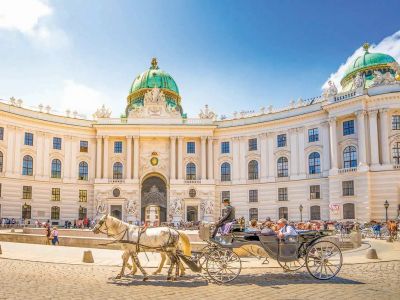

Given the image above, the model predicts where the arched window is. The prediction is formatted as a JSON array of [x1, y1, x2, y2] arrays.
[[186, 162, 196, 180], [51, 159, 62, 178], [22, 155, 33, 176], [221, 162, 231, 181], [51, 206, 60, 220], [279, 207, 288, 219], [113, 162, 123, 179], [277, 157, 288, 177], [0, 151, 3, 173], [343, 146, 357, 168], [393, 142, 400, 165], [343, 203, 355, 219], [22, 204, 31, 219], [78, 161, 88, 181], [308, 152, 321, 174], [248, 160, 259, 180], [79, 206, 87, 220], [310, 205, 321, 220]]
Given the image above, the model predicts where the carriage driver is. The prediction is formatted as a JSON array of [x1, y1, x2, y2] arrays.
[[277, 218, 298, 239], [212, 199, 236, 238]]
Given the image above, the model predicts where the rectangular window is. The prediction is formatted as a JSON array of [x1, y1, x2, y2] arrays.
[[342, 180, 354, 196], [248, 138, 257, 151], [22, 186, 32, 199], [249, 208, 258, 221], [51, 188, 61, 201], [343, 120, 355, 136], [310, 185, 321, 199], [278, 187, 288, 201], [114, 141, 123, 153], [80, 141, 88, 152], [221, 141, 230, 154], [24, 132, 33, 146], [308, 128, 319, 142], [79, 190, 88, 202], [277, 134, 287, 147], [392, 115, 400, 130], [221, 191, 230, 202], [279, 207, 288, 220], [249, 189, 258, 202], [187, 141, 195, 154], [0, 127, 4, 140], [53, 137, 62, 150]]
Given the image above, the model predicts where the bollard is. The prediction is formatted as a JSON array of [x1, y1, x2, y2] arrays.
[[387, 237, 393, 243], [366, 248, 378, 259], [10, 228, 15, 233], [82, 250, 94, 263]]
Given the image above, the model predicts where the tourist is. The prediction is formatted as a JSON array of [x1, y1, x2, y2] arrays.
[[276, 218, 298, 238], [373, 223, 382, 239], [261, 221, 276, 236], [245, 219, 260, 233], [51, 227, 59, 245], [45, 225, 52, 245]]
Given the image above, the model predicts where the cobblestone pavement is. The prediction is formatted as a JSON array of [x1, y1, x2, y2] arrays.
[[0, 258, 399, 300]]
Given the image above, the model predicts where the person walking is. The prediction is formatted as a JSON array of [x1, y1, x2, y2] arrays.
[[45, 225, 52, 245], [51, 227, 59, 245]]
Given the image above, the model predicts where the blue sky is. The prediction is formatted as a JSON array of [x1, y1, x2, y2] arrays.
[[0, 0, 399, 118]]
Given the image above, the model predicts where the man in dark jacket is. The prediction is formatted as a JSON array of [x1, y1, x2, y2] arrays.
[[212, 199, 235, 238]]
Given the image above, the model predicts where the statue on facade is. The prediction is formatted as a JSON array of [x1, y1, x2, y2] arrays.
[[201, 197, 214, 215], [322, 81, 338, 98], [93, 104, 111, 119], [353, 72, 364, 89], [169, 198, 182, 216], [371, 70, 396, 87], [96, 196, 107, 214], [126, 199, 138, 218], [199, 104, 217, 120]]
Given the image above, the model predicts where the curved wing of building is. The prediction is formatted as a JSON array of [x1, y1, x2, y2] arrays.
[[1, 48, 400, 226]]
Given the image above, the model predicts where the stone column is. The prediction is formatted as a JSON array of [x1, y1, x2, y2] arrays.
[[170, 136, 176, 180], [267, 133, 275, 180], [232, 137, 240, 181], [260, 133, 268, 180], [239, 137, 246, 181], [201, 136, 207, 180], [368, 110, 379, 166], [96, 137, 102, 179], [5, 125, 15, 175], [126, 136, 132, 179], [321, 122, 331, 173], [133, 136, 139, 180], [103, 136, 109, 179], [379, 108, 390, 165], [297, 127, 305, 176], [329, 117, 338, 170], [356, 110, 367, 167], [207, 136, 214, 180], [289, 128, 298, 176], [177, 137, 183, 180]]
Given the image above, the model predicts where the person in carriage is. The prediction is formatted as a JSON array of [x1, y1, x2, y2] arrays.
[[277, 218, 298, 239], [211, 198, 236, 239]]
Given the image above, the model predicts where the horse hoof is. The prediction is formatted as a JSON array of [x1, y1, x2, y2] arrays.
[[143, 277, 149, 281], [115, 275, 122, 279], [166, 276, 172, 281], [152, 272, 159, 275]]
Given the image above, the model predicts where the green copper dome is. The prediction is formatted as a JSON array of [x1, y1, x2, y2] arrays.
[[129, 58, 179, 94], [340, 43, 398, 91]]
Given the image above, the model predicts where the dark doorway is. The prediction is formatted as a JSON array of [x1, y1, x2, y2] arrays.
[[187, 206, 198, 222], [141, 175, 167, 223], [111, 205, 122, 220]]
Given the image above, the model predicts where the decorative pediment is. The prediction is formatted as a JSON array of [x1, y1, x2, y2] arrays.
[[128, 87, 181, 119]]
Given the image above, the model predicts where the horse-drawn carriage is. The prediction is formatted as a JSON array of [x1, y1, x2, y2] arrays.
[[192, 223, 343, 283]]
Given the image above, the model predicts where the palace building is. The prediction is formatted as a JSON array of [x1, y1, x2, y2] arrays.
[[1, 45, 400, 225]]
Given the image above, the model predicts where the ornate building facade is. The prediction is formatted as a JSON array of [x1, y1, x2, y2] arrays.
[[0, 45, 400, 225]]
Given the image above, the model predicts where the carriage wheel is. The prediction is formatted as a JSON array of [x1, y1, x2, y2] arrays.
[[277, 257, 305, 272], [305, 241, 342, 280], [206, 249, 242, 283]]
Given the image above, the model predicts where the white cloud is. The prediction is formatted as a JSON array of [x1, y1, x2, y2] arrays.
[[322, 30, 400, 90], [0, 0, 68, 47], [60, 80, 110, 118]]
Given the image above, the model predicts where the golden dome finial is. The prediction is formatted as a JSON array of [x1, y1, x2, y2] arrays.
[[363, 42, 370, 52], [151, 57, 158, 69]]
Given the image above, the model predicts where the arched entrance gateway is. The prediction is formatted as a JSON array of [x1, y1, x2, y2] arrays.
[[141, 175, 167, 226]]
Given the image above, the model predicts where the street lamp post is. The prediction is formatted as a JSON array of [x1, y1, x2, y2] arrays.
[[299, 204, 303, 222], [384, 200, 389, 222]]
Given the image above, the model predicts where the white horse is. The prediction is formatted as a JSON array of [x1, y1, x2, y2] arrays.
[[93, 215, 185, 281], [117, 230, 192, 279]]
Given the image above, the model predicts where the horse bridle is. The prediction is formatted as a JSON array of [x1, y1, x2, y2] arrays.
[[94, 216, 128, 241]]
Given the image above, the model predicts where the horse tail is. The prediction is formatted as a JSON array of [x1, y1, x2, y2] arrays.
[[177, 230, 192, 256]]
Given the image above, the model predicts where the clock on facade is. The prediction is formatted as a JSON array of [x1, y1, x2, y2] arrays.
[[150, 156, 158, 166]]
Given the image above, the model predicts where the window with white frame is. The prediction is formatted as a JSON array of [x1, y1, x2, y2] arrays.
[[249, 189, 258, 202], [186, 141, 195, 154], [310, 185, 320, 199], [308, 128, 319, 142], [114, 141, 123, 153], [277, 134, 287, 147], [393, 142, 400, 164], [278, 187, 288, 201], [248, 138, 257, 151], [342, 180, 354, 196], [221, 141, 230, 154], [392, 115, 400, 130]]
